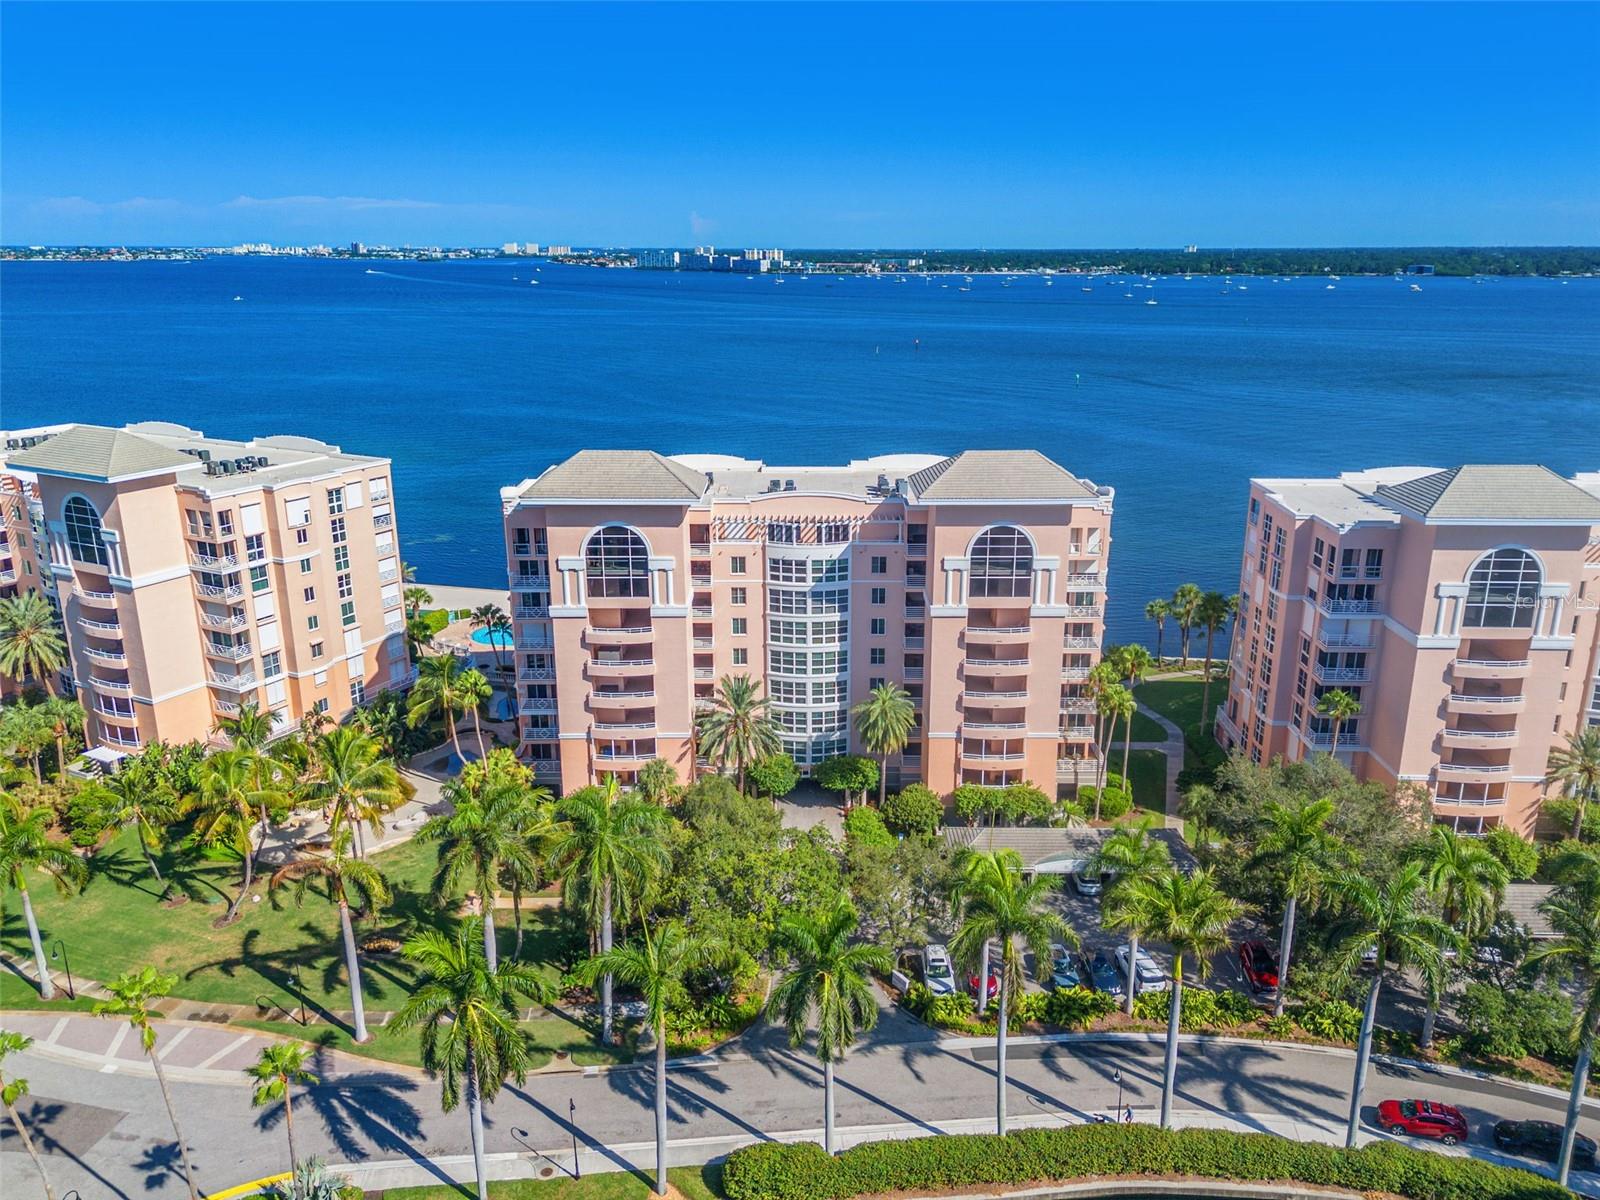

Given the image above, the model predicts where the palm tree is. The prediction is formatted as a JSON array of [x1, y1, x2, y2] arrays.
[[421, 781, 547, 970], [190, 748, 286, 922], [1, 1030, 56, 1200], [949, 848, 1076, 1134], [1328, 862, 1453, 1148], [1247, 796, 1343, 1018], [213, 696, 279, 750], [2, 704, 54, 785], [1315, 689, 1362, 755], [88, 761, 180, 891], [457, 667, 494, 760], [1414, 827, 1508, 1048], [580, 921, 731, 1193], [471, 603, 510, 674], [405, 613, 436, 660], [695, 674, 781, 793], [1144, 599, 1171, 665], [1092, 818, 1171, 1014], [39, 696, 84, 777], [1097, 683, 1135, 801], [0, 791, 88, 1000], [1195, 591, 1232, 723], [1545, 726, 1600, 840], [408, 653, 473, 762], [404, 585, 433, 619], [767, 896, 891, 1155], [246, 1042, 318, 1176], [1086, 661, 1121, 790], [852, 682, 917, 805], [392, 919, 552, 1200], [1170, 583, 1203, 668], [0, 593, 65, 695], [549, 775, 669, 1044], [269, 828, 391, 1042], [94, 967, 201, 1199], [304, 726, 402, 857], [635, 757, 678, 805], [1527, 859, 1600, 1187]]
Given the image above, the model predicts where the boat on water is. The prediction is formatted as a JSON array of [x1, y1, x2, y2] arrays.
[[1237, 285, 1248, 291], [1123, 292, 1133, 298], [1410, 283, 1422, 292], [232, 295, 242, 301], [1326, 284, 1337, 290], [364, 268, 379, 275], [1081, 286, 1093, 293], [1146, 298, 1158, 305]]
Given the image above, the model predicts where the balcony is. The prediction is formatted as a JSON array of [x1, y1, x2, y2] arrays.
[[961, 749, 1026, 763], [1431, 791, 1508, 811], [1063, 636, 1098, 649], [94, 702, 138, 724], [594, 721, 656, 732], [689, 542, 711, 555], [530, 760, 563, 777], [1452, 657, 1531, 681], [1304, 730, 1364, 750], [903, 666, 925, 680], [77, 616, 121, 635], [1312, 663, 1371, 685], [83, 646, 128, 665], [1061, 666, 1092, 682], [213, 697, 241, 716], [382, 595, 403, 612], [74, 586, 116, 605], [1447, 693, 1525, 714], [693, 666, 714, 681], [966, 624, 1030, 641], [594, 747, 654, 766], [1060, 697, 1097, 714], [586, 624, 650, 642], [694, 696, 718, 712], [1061, 723, 1096, 740], [902, 635, 925, 649], [1317, 597, 1382, 617], [519, 698, 558, 715], [1316, 629, 1371, 650], [964, 721, 1026, 732], [906, 542, 927, 558], [519, 666, 556, 681], [1063, 605, 1102, 619], [378, 566, 400, 584], [965, 657, 1030, 673], [593, 689, 656, 707], [195, 581, 245, 601], [904, 603, 927, 619], [509, 571, 551, 591], [208, 672, 259, 692], [692, 636, 715, 650], [373, 513, 394, 530], [204, 642, 254, 662], [100, 729, 143, 750], [691, 605, 714, 618], [1441, 727, 1519, 749], [1062, 573, 1105, 588], [690, 573, 712, 588], [588, 657, 654, 675], [200, 611, 248, 631], [383, 614, 405, 635], [516, 604, 552, 619], [1436, 761, 1514, 782], [515, 636, 555, 651], [190, 551, 241, 571], [87, 675, 132, 695], [964, 689, 1028, 702]]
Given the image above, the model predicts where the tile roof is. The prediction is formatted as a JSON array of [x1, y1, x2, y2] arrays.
[[1503, 883, 1556, 939], [943, 825, 1195, 872], [4, 425, 198, 481], [908, 450, 1100, 502], [521, 450, 709, 502], [1374, 465, 1600, 522]]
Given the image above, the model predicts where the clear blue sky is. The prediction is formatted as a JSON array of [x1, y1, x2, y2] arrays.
[[3, 1, 1597, 247]]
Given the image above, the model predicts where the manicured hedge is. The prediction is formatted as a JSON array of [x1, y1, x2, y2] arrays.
[[721, 1124, 1567, 1200]]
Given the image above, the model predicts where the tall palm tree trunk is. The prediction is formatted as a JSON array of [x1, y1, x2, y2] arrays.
[[226, 840, 256, 922], [878, 754, 888, 806], [994, 972, 1008, 1135], [30, 752, 42, 786], [654, 1014, 669, 1194], [149, 1050, 201, 1199], [1154, 623, 1164, 665], [338, 899, 370, 1042], [1200, 630, 1217, 721], [1160, 970, 1182, 1128], [1120, 709, 1132, 788], [19, 887, 54, 1000], [140, 832, 166, 886], [3, 1092, 56, 1200], [1557, 1033, 1594, 1187], [823, 1054, 836, 1155], [470, 710, 487, 760], [1273, 894, 1297, 1019], [600, 878, 615, 1044], [512, 883, 525, 960], [482, 903, 498, 971], [1345, 968, 1385, 1148], [446, 709, 465, 762], [465, 1048, 489, 1200], [1420, 984, 1441, 1051], [1330, 717, 1343, 757], [52, 730, 66, 778], [1123, 934, 1140, 1016], [283, 1090, 298, 1175]]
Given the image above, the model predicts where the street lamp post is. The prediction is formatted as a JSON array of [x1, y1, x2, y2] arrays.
[[290, 964, 308, 1026], [570, 1098, 581, 1179], [1113, 1069, 1124, 1122], [49, 939, 75, 1001]]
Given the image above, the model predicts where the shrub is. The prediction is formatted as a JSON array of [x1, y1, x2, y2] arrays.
[[1009, 991, 1048, 1026], [1296, 997, 1363, 1043], [63, 787, 113, 847], [1481, 826, 1540, 880], [816, 755, 878, 805], [720, 1125, 1567, 1200], [925, 993, 976, 1028], [952, 784, 994, 827], [842, 805, 894, 849], [900, 982, 932, 1018], [1001, 783, 1052, 825], [1095, 786, 1133, 820], [1542, 796, 1600, 843], [1457, 982, 1574, 1063], [746, 753, 800, 800], [1131, 986, 1255, 1030], [1263, 1013, 1295, 1039], [881, 784, 942, 837], [1043, 986, 1117, 1030]]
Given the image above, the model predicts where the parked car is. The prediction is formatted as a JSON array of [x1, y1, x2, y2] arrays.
[[1086, 950, 1125, 998], [1048, 943, 1082, 991], [922, 943, 957, 997], [1493, 1119, 1598, 1170], [968, 971, 1000, 1000], [1071, 869, 1104, 896], [1239, 940, 1280, 994], [1376, 1099, 1468, 1145], [1115, 943, 1171, 994]]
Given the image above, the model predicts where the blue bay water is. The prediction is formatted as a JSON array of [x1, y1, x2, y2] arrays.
[[2, 258, 1596, 645]]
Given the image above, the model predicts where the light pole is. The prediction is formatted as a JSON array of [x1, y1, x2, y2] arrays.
[[49, 939, 75, 1001], [569, 1098, 581, 1178], [1113, 1069, 1124, 1122]]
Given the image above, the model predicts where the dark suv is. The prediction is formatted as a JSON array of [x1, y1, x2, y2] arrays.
[[1492, 1119, 1597, 1170]]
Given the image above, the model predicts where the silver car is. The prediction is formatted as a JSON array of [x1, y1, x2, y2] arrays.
[[1115, 943, 1171, 994], [922, 943, 957, 997]]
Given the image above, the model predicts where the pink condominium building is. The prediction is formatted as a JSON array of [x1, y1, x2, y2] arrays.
[[1218, 465, 1600, 835], [2, 422, 412, 757], [499, 450, 1115, 795]]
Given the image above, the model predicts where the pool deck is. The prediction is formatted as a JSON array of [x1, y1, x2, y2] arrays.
[[417, 580, 510, 613]]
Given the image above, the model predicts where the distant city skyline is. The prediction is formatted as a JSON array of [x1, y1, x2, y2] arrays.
[[3, 2, 1597, 248]]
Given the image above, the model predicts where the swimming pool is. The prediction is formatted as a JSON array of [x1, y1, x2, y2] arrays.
[[470, 627, 513, 648]]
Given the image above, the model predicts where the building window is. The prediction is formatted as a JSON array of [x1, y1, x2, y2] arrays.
[[330, 517, 346, 544], [341, 600, 356, 626], [732, 618, 747, 636], [969, 526, 1033, 598], [731, 587, 747, 605], [730, 556, 746, 574], [768, 523, 799, 545], [64, 497, 109, 566], [1248, 497, 1260, 526], [300, 558, 313, 574], [250, 565, 269, 592], [350, 679, 366, 706], [870, 647, 885, 665], [307, 614, 319, 630], [310, 640, 324, 659], [871, 618, 886, 635], [513, 528, 532, 556], [337, 572, 353, 599], [870, 587, 886, 605], [585, 525, 651, 598], [262, 651, 283, 678], [245, 534, 265, 562], [303, 586, 316, 602], [334, 545, 350, 571], [313, 697, 330, 715], [1464, 548, 1542, 628], [218, 510, 234, 536], [326, 487, 345, 515], [732, 648, 748, 666], [871, 555, 887, 574], [296, 528, 310, 545], [1364, 548, 1384, 579]]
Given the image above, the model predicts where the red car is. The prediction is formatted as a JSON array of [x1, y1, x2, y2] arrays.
[[1376, 1099, 1468, 1145], [1239, 940, 1280, 993], [968, 972, 1000, 1000]]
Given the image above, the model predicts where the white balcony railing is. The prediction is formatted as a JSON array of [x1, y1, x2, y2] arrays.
[[1454, 657, 1531, 670], [212, 698, 241, 716], [196, 582, 245, 601], [594, 721, 655, 732], [378, 567, 399, 584], [692, 637, 715, 649], [519, 699, 557, 714], [200, 611, 248, 630], [1062, 573, 1105, 587], [510, 572, 551, 590], [517, 605, 552, 619], [76, 616, 121, 634], [965, 689, 1028, 701], [1316, 630, 1371, 649], [1312, 664, 1371, 684], [691, 605, 714, 618], [1063, 605, 1103, 619], [1061, 667, 1091, 682], [964, 721, 1026, 732], [1449, 693, 1524, 706], [204, 642, 254, 662], [1437, 762, 1513, 776], [595, 689, 655, 701], [1060, 698, 1096, 713], [1442, 728, 1517, 741], [963, 751, 1026, 762], [190, 552, 239, 569], [903, 636, 925, 649], [83, 646, 127, 665], [88, 676, 132, 694], [208, 672, 259, 692], [383, 615, 405, 634], [373, 513, 394, 530], [1320, 598, 1381, 616], [1062, 636, 1098, 649], [74, 586, 116, 604], [519, 667, 556, 681]]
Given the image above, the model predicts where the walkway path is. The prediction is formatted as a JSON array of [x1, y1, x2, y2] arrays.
[[1127, 701, 1186, 827]]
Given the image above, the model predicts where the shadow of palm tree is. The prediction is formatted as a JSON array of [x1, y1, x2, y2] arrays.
[[296, 1042, 431, 1173], [4, 1098, 134, 1199]]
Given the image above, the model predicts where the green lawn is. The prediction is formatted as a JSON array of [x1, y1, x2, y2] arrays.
[[1113, 707, 1168, 745], [235, 1013, 634, 1072], [1134, 677, 1208, 737], [1122, 749, 1169, 819], [376, 1165, 724, 1200]]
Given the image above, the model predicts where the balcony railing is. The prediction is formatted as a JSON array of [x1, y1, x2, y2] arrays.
[[1442, 728, 1517, 742], [83, 647, 127, 665], [204, 642, 254, 662], [94, 701, 137, 722], [373, 513, 394, 530], [693, 667, 714, 680], [1304, 731, 1364, 749], [1317, 631, 1371, 649], [196, 582, 245, 601], [965, 689, 1028, 701], [1061, 723, 1096, 739], [964, 721, 1026, 732], [88, 676, 132, 694], [691, 605, 714, 618], [1062, 636, 1098, 649], [510, 572, 551, 590], [1061, 667, 1091, 682], [519, 699, 558, 714], [213, 698, 241, 716], [690, 574, 712, 588], [594, 721, 655, 732], [590, 657, 653, 671], [1455, 658, 1531, 669], [689, 543, 711, 555], [200, 611, 248, 630], [965, 657, 1029, 670], [382, 595, 403, 611], [1062, 573, 1105, 587], [967, 624, 1030, 638], [1319, 598, 1381, 616], [516, 605, 552, 619], [692, 637, 715, 649], [383, 615, 405, 634], [189, 551, 240, 570], [963, 751, 1025, 762], [516, 636, 555, 650], [1448, 693, 1524, 706], [208, 672, 259, 692], [378, 567, 399, 584], [903, 667, 925, 680], [1063, 605, 1102, 619], [1060, 698, 1097, 713], [1437, 762, 1513, 776], [903, 636, 925, 649], [74, 586, 116, 604], [77, 616, 121, 634], [1312, 664, 1371, 684], [519, 667, 556, 680], [1431, 792, 1506, 809], [595, 689, 655, 702]]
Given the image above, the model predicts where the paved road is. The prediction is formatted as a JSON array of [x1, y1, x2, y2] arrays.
[[4, 999, 1599, 1199]]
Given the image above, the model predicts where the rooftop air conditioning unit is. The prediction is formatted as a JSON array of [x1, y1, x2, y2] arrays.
[[783, 480, 796, 491], [894, 478, 909, 497], [877, 473, 890, 490], [766, 480, 782, 492]]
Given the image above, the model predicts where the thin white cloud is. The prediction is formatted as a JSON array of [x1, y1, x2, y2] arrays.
[[223, 194, 444, 211]]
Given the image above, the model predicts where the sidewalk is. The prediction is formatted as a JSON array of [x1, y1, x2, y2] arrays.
[[1127, 700, 1186, 827]]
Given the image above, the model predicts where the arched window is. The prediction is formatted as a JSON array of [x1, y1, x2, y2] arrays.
[[64, 496, 109, 567], [1463, 548, 1541, 628], [585, 525, 651, 598], [969, 526, 1033, 598]]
